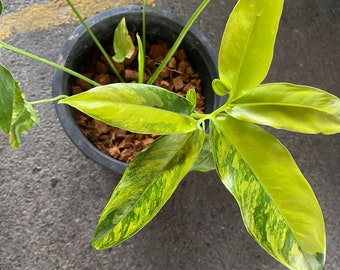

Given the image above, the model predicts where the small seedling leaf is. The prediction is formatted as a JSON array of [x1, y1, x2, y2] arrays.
[[112, 17, 135, 63], [212, 78, 230, 96], [186, 89, 196, 108], [136, 34, 144, 83]]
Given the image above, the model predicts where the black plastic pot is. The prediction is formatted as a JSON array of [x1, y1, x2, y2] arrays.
[[52, 5, 222, 175]]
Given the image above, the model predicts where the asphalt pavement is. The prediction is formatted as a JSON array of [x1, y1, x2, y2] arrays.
[[0, 0, 339, 269]]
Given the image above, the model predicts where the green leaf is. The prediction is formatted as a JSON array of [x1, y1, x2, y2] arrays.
[[0, 64, 39, 149], [186, 88, 196, 108], [0, 1, 3, 16], [60, 83, 197, 134], [190, 134, 215, 172], [227, 83, 340, 134], [218, 0, 284, 99], [9, 81, 39, 149], [212, 78, 230, 97], [136, 34, 144, 83], [210, 114, 325, 270], [0, 63, 15, 134], [112, 17, 135, 63], [92, 128, 205, 249]]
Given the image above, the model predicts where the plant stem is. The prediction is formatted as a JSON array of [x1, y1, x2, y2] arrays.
[[142, 0, 147, 57], [192, 101, 230, 124], [65, 0, 125, 83], [211, 103, 229, 118], [29, 95, 69, 105], [147, 0, 211, 85], [136, 34, 145, 83], [191, 112, 210, 120], [0, 41, 100, 87]]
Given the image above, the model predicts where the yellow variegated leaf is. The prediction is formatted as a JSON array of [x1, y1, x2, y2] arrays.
[[92, 128, 205, 249], [211, 114, 325, 270], [60, 83, 196, 134], [227, 83, 340, 134], [112, 17, 135, 63]]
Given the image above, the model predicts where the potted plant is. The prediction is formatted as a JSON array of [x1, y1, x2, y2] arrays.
[[1, 0, 339, 269], [52, 4, 222, 174]]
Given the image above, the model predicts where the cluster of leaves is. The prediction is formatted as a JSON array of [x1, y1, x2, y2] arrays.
[[60, 1, 340, 269], [1, 0, 340, 269]]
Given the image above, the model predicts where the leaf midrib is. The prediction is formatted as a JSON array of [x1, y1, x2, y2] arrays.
[[228, 102, 338, 115]]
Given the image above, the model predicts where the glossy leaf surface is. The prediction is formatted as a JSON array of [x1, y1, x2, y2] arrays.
[[60, 83, 196, 134], [212, 78, 230, 96], [227, 83, 340, 134], [218, 0, 283, 98], [92, 128, 205, 249], [9, 82, 39, 149], [0, 63, 15, 134], [112, 18, 135, 63], [211, 114, 325, 270], [186, 89, 197, 108], [191, 134, 215, 172]]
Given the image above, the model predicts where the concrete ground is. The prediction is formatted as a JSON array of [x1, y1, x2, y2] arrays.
[[0, 0, 339, 269]]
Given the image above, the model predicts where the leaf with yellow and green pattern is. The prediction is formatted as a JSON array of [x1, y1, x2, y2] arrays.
[[211, 114, 325, 270], [112, 17, 135, 63], [60, 83, 196, 135], [92, 127, 205, 249], [227, 83, 340, 134]]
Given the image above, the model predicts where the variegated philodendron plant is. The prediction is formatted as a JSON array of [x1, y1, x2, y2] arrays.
[[1, 0, 339, 269]]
